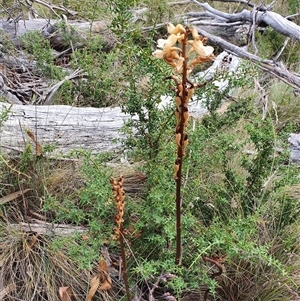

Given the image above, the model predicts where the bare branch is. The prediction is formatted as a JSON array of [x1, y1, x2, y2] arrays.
[[208, 0, 275, 11], [250, 5, 258, 55], [32, 0, 78, 16], [196, 27, 300, 89], [190, 1, 300, 41], [273, 37, 291, 61]]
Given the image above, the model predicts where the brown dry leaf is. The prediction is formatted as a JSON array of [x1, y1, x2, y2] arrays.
[[35, 143, 43, 156], [98, 259, 112, 290], [98, 259, 108, 274], [27, 234, 38, 249], [25, 129, 43, 156], [86, 276, 100, 301], [0, 189, 31, 205], [58, 286, 72, 301], [26, 129, 35, 141], [99, 276, 112, 290]]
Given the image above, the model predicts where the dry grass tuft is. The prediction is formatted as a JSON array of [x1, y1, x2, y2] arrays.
[[0, 224, 90, 301], [217, 258, 298, 301]]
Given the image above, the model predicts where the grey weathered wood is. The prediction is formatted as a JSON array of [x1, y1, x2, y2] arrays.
[[0, 18, 117, 51], [0, 102, 131, 156], [195, 27, 300, 89], [1, 101, 300, 164], [9, 221, 87, 236], [189, 1, 300, 41], [288, 134, 300, 164]]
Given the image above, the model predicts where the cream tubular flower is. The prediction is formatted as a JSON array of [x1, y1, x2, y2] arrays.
[[157, 34, 179, 49], [188, 40, 214, 57], [167, 23, 186, 35], [191, 28, 201, 40], [188, 54, 215, 70], [152, 49, 164, 59], [191, 28, 208, 44]]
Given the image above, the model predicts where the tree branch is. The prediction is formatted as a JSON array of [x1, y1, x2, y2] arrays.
[[190, 1, 300, 41], [208, 0, 275, 11], [196, 27, 300, 89]]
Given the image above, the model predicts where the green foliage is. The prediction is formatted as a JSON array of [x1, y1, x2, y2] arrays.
[[39, 151, 140, 275], [108, 2, 175, 160], [143, 0, 170, 25], [122, 79, 300, 296], [287, 0, 300, 14], [22, 31, 64, 79], [50, 234, 100, 270], [46, 0, 109, 20], [100, 6, 300, 297], [71, 35, 127, 107], [0, 30, 17, 54], [198, 62, 255, 115], [108, 0, 134, 39], [0, 102, 11, 129], [121, 53, 174, 160], [257, 27, 300, 65]]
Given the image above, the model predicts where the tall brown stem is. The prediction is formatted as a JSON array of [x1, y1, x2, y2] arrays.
[[175, 28, 189, 266], [119, 229, 131, 301]]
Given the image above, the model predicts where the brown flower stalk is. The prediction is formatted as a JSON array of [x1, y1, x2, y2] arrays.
[[153, 23, 214, 265], [110, 175, 131, 301]]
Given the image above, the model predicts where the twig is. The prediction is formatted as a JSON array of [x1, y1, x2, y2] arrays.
[[168, 0, 193, 4], [273, 37, 290, 61], [43, 68, 87, 105], [190, 20, 244, 27], [190, 1, 300, 41], [32, 0, 78, 17], [9, 221, 87, 235], [286, 12, 300, 20], [250, 5, 258, 55], [254, 78, 268, 120], [0, 154, 31, 179], [202, 255, 224, 301]]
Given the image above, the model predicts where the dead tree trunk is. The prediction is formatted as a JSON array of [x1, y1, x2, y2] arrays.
[[0, 102, 131, 156]]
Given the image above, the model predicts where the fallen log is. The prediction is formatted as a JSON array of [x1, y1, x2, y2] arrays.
[[0, 18, 117, 51], [0, 102, 131, 156], [9, 221, 87, 236], [1, 100, 300, 165]]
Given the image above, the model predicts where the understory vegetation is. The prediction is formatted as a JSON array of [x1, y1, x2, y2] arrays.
[[1, 0, 300, 300]]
